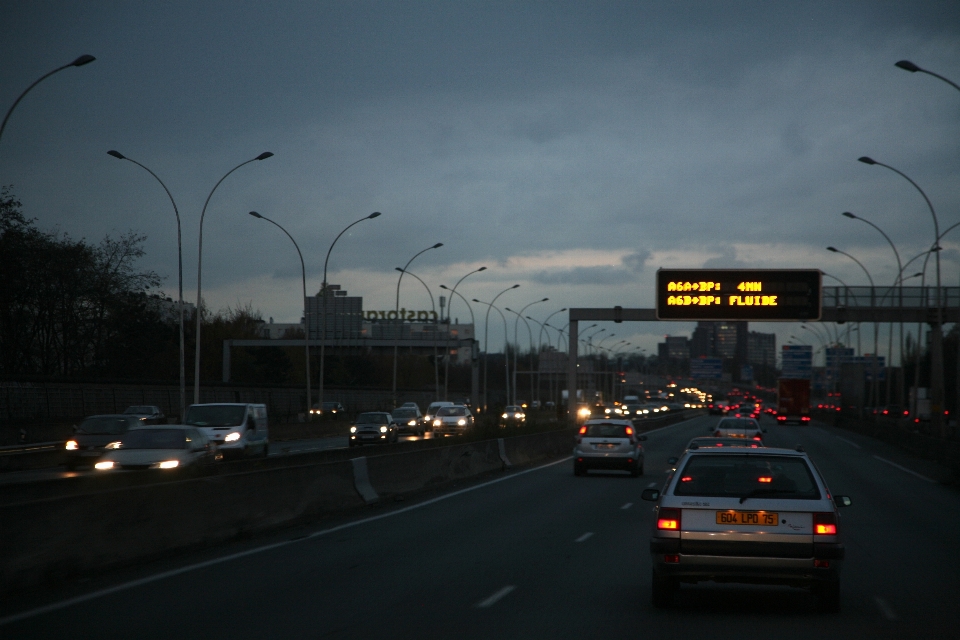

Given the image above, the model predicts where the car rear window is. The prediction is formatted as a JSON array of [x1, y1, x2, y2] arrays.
[[583, 423, 632, 438], [78, 417, 138, 434], [392, 409, 417, 419], [674, 454, 820, 499], [356, 413, 387, 424]]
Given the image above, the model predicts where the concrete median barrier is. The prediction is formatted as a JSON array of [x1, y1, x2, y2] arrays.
[[0, 427, 574, 595]]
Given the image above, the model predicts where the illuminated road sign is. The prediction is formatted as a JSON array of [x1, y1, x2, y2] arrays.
[[656, 269, 821, 321]]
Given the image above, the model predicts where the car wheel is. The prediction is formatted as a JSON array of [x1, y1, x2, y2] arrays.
[[815, 580, 841, 613], [651, 573, 678, 608]]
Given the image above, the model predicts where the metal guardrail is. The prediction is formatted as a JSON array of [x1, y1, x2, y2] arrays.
[[0, 442, 61, 456]]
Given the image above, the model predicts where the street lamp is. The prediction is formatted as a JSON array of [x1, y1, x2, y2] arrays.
[[319, 212, 381, 411], [440, 284, 478, 406], [248, 212, 310, 414], [106, 150, 186, 420], [440, 266, 487, 401], [827, 246, 880, 407], [392, 243, 443, 406], [894, 60, 960, 92], [396, 267, 439, 401], [474, 284, 519, 409], [194, 151, 274, 404], [506, 298, 548, 405], [474, 296, 513, 408], [858, 156, 945, 426], [842, 211, 904, 410], [0, 55, 95, 151]]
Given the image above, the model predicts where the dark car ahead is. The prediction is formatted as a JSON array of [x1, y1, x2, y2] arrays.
[[64, 414, 143, 470], [391, 407, 425, 436], [123, 405, 166, 424]]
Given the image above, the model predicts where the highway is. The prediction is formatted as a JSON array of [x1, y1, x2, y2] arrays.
[[3, 413, 959, 638]]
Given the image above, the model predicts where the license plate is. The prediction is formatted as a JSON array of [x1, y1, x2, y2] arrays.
[[595, 443, 617, 449], [716, 510, 779, 526]]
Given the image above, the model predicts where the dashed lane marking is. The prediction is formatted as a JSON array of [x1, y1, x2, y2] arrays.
[[835, 437, 861, 449], [476, 586, 516, 608], [575, 532, 594, 543], [872, 455, 936, 483], [874, 596, 900, 621], [647, 482, 657, 488], [621, 502, 633, 510]]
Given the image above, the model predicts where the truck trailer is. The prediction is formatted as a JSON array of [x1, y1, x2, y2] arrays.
[[777, 378, 811, 424]]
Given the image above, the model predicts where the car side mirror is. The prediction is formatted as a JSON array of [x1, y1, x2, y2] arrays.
[[639, 435, 647, 441], [667, 457, 678, 465], [835, 495, 852, 507], [641, 488, 660, 501]]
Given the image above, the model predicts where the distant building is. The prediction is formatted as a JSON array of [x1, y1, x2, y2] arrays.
[[305, 284, 363, 340], [258, 317, 303, 339], [658, 336, 690, 361], [747, 331, 777, 368]]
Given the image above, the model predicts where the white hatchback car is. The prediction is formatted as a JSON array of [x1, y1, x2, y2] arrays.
[[642, 446, 851, 611], [712, 417, 765, 441], [94, 425, 219, 471], [573, 419, 647, 477]]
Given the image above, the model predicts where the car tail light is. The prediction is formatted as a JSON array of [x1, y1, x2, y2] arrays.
[[664, 554, 680, 563], [657, 508, 681, 530], [814, 559, 830, 568], [758, 476, 772, 483], [753, 435, 762, 441], [801, 416, 811, 422], [813, 512, 837, 535], [625, 426, 634, 435], [777, 415, 786, 422]]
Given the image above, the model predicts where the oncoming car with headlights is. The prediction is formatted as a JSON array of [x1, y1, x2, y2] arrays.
[[499, 405, 526, 427], [64, 414, 143, 470], [432, 405, 474, 435], [391, 407, 425, 436], [93, 425, 219, 471], [573, 418, 646, 477], [642, 446, 851, 611], [349, 412, 398, 446]]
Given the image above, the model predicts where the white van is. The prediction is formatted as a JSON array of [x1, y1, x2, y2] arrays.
[[184, 403, 269, 459], [424, 401, 455, 429]]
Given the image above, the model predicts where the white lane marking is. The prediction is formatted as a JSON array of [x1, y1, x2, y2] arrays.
[[0, 456, 573, 627], [575, 532, 594, 542], [872, 455, 936, 483], [621, 502, 633, 510], [874, 596, 899, 621], [476, 585, 516, 608], [835, 437, 861, 449], [647, 482, 657, 488]]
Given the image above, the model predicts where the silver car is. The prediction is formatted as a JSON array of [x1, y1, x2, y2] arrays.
[[94, 425, 219, 471], [431, 405, 474, 435], [711, 416, 765, 441], [642, 446, 851, 611], [573, 419, 646, 477]]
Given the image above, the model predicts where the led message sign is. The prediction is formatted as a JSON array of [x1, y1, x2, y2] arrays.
[[656, 269, 821, 321]]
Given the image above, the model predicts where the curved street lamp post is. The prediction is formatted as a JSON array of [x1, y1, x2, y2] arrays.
[[440, 284, 478, 407], [440, 267, 487, 401], [506, 298, 547, 406], [474, 297, 513, 408], [194, 152, 274, 404], [396, 268, 439, 402], [107, 150, 185, 420], [0, 55, 95, 151], [248, 212, 310, 414], [319, 212, 381, 412], [392, 243, 443, 406]]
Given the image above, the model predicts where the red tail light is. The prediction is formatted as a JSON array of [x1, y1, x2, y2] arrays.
[[758, 476, 772, 483], [625, 426, 634, 435], [657, 508, 681, 530], [813, 512, 837, 535], [578, 426, 587, 435]]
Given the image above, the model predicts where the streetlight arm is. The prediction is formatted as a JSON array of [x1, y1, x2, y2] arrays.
[[323, 212, 382, 290], [1, 55, 96, 147], [895, 60, 960, 92]]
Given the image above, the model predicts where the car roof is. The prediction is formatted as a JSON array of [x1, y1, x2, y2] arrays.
[[682, 446, 805, 457]]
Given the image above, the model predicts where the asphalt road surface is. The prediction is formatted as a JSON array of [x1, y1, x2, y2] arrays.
[[3, 414, 958, 638]]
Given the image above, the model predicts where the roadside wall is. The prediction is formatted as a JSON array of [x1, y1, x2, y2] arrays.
[[0, 427, 575, 595]]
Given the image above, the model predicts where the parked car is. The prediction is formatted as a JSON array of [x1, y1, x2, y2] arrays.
[[122, 405, 166, 424], [642, 446, 851, 611], [64, 414, 144, 470], [93, 425, 219, 471], [349, 412, 398, 446], [573, 418, 646, 477], [432, 405, 474, 435], [500, 405, 526, 427], [184, 403, 269, 459], [391, 406, 425, 436]]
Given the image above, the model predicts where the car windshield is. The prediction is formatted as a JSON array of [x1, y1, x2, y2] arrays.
[[674, 454, 820, 500], [121, 429, 187, 450], [437, 406, 466, 416], [123, 406, 154, 415], [185, 405, 246, 427], [504, 406, 521, 412], [392, 409, 417, 419], [322, 402, 340, 409], [78, 416, 135, 435], [356, 413, 386, 424], [583, 423, 632, 438]]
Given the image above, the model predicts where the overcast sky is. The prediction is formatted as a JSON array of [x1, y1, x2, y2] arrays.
[[2, 1, 959, 360]]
